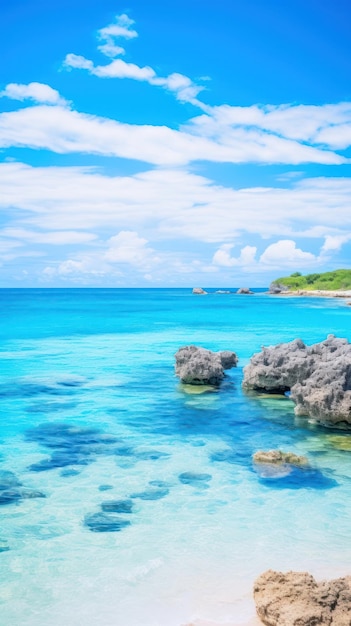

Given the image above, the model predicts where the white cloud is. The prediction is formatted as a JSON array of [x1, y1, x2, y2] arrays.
[[93, 58, 157, 81], [212, 244, 257, 267], [1, 162, 350, 284], [105, 230, 159, 267], [259, 240, 317, 267], [43, 258, 111, 280], [190, 102, 351, 151], [0, 104, 344, 166], [97, 13, 138, 58], [1, 164, 351, 246], [63, 54, 94, 71], [1, 228, 96, 245], [63, 13, 204, 105], [321, 233, 351, 253], [42, 231, 164, 284], [316, 124, 351, 150], [0, 82, 68, 106], [64, 53, 204, 104]]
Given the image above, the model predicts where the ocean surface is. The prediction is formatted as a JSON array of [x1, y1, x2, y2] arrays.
[[1, 288, 351, 626]]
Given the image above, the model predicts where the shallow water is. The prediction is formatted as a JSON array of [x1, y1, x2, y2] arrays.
[[1, 288, 351, 625]]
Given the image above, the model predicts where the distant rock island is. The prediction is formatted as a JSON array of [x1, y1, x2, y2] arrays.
[[270, 269, 351, 295]]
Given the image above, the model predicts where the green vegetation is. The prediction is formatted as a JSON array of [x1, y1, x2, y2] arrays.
[[272, 269, 351, 291]]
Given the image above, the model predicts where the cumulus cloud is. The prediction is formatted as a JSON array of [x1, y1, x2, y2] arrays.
[[105, 230, 159, 267], [259, 240, 317, 267], [321, 233, 351, 253], [1, 162, 350, 284], [0, 82, 68, 106], [42, 231, 163, 284], [43, 258, 111, 280], [97, 13, 138, 57], [213, 244, 257, 267]]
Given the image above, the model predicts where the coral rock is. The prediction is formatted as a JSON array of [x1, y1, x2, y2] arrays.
[[253, 569, 351, 625], [253, 450, 309, 467], [175, 345, 238, 385], [243, 335, 351, 427]]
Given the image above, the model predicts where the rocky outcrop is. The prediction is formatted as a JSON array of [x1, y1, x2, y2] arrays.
[[268, 282, 289, 294], [243, 335, 351, 427], [175, 345, 238, 385], [254, 569, 351, 625], [253, 450, 308, 467], [237, 287, 254, 294], [192, 287, 208, 295]]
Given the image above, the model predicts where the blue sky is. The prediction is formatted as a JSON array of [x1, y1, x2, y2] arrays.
[[1, 0, 351, 287]]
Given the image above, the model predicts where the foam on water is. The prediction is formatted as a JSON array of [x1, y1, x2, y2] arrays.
[[1, 289, 351, 625]]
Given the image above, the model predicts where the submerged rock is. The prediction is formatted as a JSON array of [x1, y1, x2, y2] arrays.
[[0, 544, 10, 553], [0, 470, 22, 491], [0, 490, 22, 505], [178, 472, 212, 486], [148, 480, 171, 488], [0, 487, 46, 505], [253, 450, 309, 467], [135, 450, 170, 461], [0, 469, 46, 506], [243, 335, 351, 427], [175, 345, 238, 385], [130, 488, 169, 500], [326, 435, 351, 451], [60, 468, 81, 477], [26, 422, 120, 472], [84, 512, 131, 532], [101, 499, 134, 513], [253, 569, 351, 625]]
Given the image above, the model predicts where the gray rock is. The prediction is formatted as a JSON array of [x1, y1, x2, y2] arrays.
[[236, 287, 254, 294], [253, 569, 351, 625], [243, 335, 351, 427], [192, 287, 208, 295], [175, 345, 238, 385], [219, 350, 239, 370], [268, 282, 289, 294]]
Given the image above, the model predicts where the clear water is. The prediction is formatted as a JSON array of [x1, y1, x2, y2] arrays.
[[1, 288, 351, 626]]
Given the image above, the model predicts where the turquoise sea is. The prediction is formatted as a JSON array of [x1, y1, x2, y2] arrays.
[[1, 288, 351, 626]]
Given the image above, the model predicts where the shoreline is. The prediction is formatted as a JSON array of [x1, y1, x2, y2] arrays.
[[272, 289, 351, 299]]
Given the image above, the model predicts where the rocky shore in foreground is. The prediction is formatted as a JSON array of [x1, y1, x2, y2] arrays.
[[254, 570, 351, 625], [174, 338, 351, 623]]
